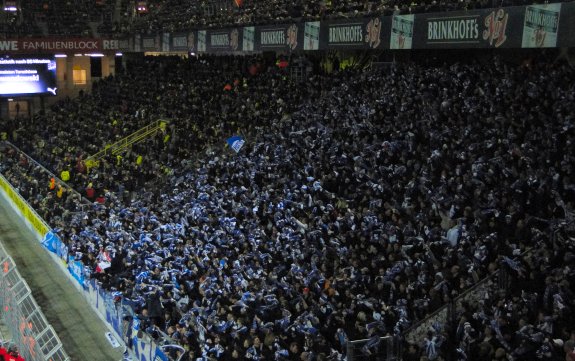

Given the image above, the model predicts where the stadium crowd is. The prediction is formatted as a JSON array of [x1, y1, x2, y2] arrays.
[[126, 0, 563, 33], [1, 52, 575, 361]]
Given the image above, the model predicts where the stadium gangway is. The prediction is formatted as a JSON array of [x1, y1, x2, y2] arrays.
[[0, 243, 71, 361], [84, 119, 168, 170], [1, 141, 91, 205]]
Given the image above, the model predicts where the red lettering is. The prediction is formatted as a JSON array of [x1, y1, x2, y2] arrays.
[[483, 9, 508, 48]]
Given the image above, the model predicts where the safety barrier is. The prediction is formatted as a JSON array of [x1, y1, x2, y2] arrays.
[[400, 218, 559, 359], [346, 336, 401, 361], [2, 141, 91, 206], [0, 243, 70, 361], [84, 120, 168, 169], [0, 174, 50, 243]]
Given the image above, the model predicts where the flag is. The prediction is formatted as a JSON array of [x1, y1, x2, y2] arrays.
[[97, 261, 111, 272], [227, 136, 245, 153]]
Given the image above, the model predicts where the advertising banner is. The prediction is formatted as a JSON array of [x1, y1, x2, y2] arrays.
[[321, 17, 387, 50], [141, 35, 161, 51], [255, 23, 301, 52], [0, 38, 100, 52], [170, 32, 196, 52], [304, 21, 321, 50], [41, 230, 68, 263], [521, 3, 562, 48], [102, 38, 132, 52], [134, 34, 141, 52], [197, 30, 207, 52], [243, 26, 255, 51], [162, 33, 170, 52], [390, 15, 414, 49], [206, 28, 241, 53], [412, 7, 525, 49], [0, 175, 49, 238], [67, 255, 85, 287], [0, 38, 131, 53]]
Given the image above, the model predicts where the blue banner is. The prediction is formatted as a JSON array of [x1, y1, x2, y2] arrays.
[[41, 230, 58, 253], [42, 230, 69, 262], [104, 291, 123, 337], [226, 135, 245, 153], [57, 239, 68, 261], [67, 255, 85, 288], [154, 348, 169, 361]]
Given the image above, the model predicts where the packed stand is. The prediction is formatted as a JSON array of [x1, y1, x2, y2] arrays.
[[450, 223, 575, 361], [0, 0, 42, 37], [403, 220, 575, 361], [0, 143, 87, 234], [41, 0, 92, 36], [0, 17, 41, 38], [1, 53, 575, 361], [125, 0, 571, 33], [5, 0, 104, 37]]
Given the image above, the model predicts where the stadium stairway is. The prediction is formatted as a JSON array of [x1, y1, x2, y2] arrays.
[[84, 119, 168, 171]]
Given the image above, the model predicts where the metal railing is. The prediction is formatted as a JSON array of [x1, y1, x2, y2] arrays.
[[144, 326, 186, 361], [347, 336, 401, 361], [2, 141, 91, 206], [400, 247, 535, 348], [0, 243, 70, 361], [84, 119, 168, 166], [402, 299, 453, 345], [399, 215, 562, 359]]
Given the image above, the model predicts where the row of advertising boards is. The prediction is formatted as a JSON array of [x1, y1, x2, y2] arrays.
[[0, 3, 574, 54]]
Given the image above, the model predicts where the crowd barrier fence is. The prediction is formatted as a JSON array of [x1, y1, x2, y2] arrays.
[[0, 243, 70, 361], [84, 120, 168, 171], [2, 141, 91, 206], [346, 336, 401, 361], [400, 217, 560, 360]]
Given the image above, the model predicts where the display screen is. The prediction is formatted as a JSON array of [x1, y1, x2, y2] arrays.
[[0, 55, 57, 96]]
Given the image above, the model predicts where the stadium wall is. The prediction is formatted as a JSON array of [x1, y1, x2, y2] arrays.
[[0, 174, 170, 361]]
